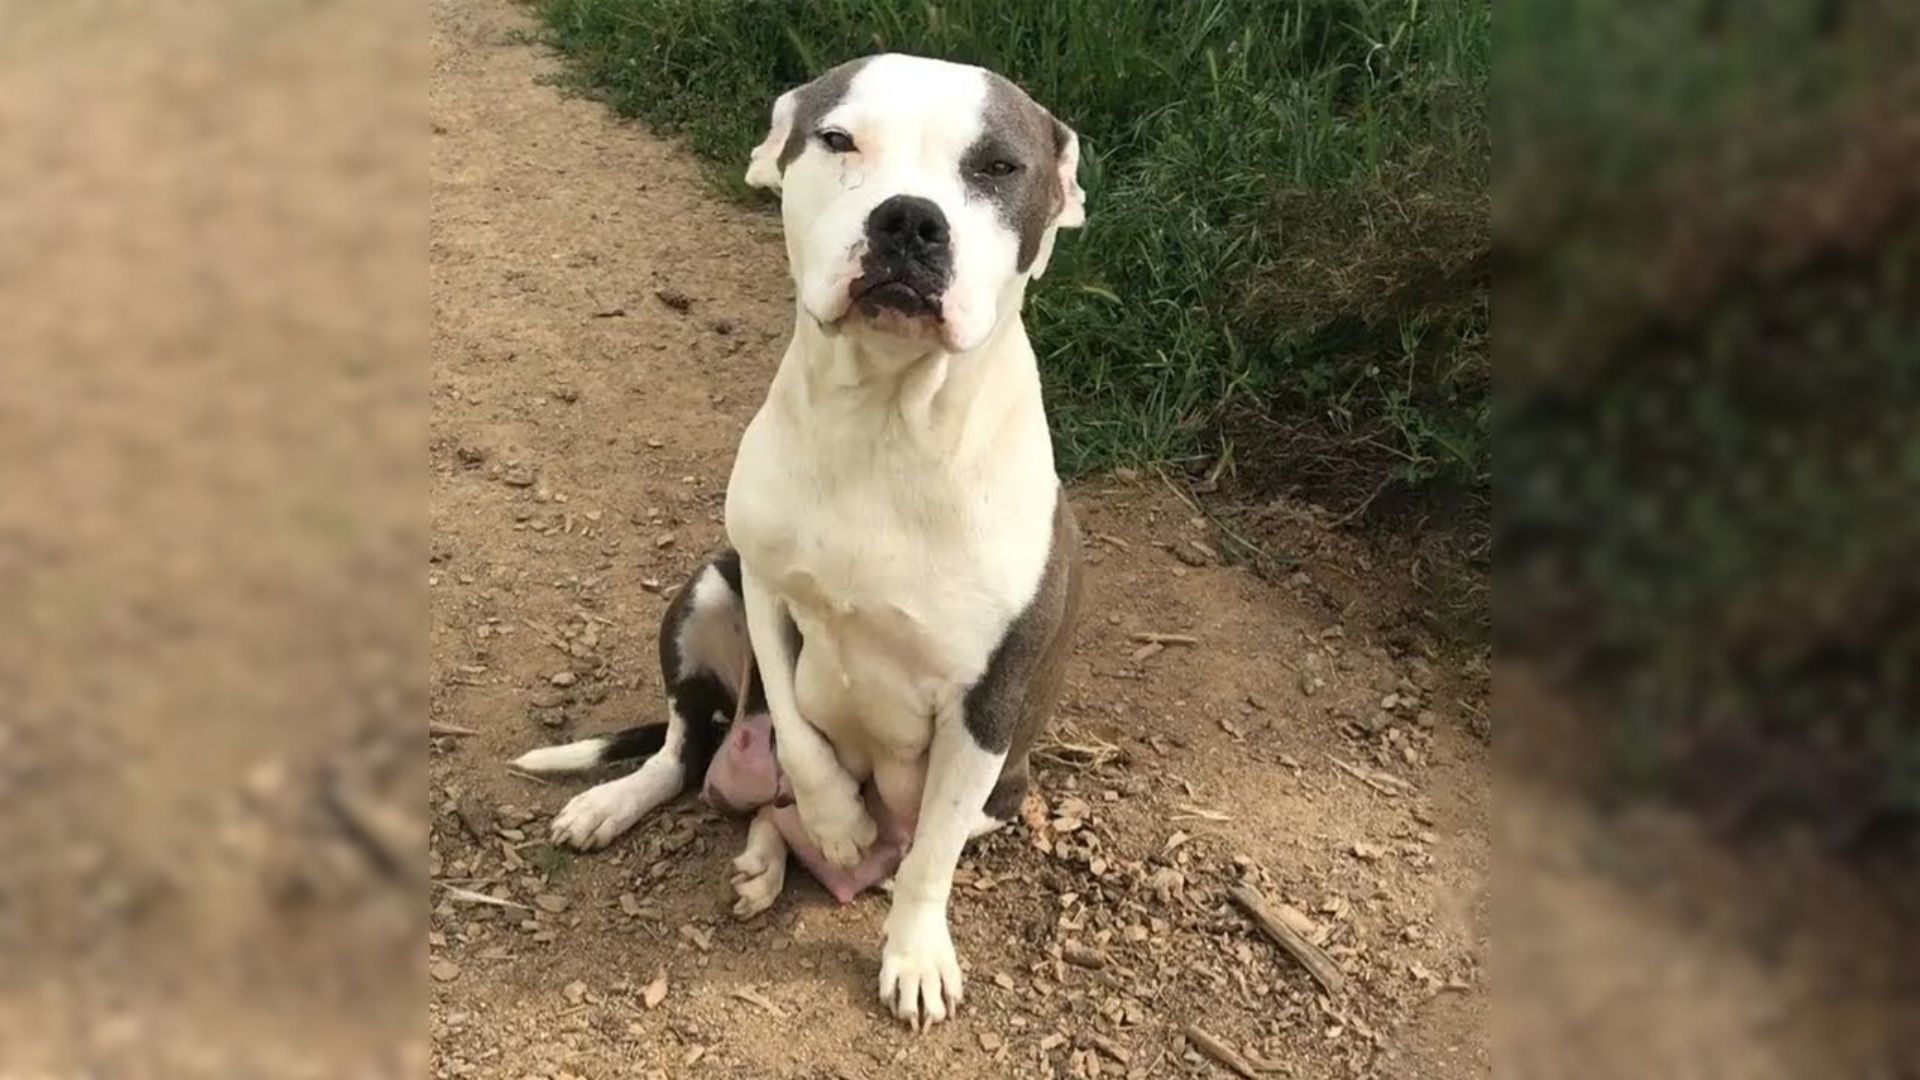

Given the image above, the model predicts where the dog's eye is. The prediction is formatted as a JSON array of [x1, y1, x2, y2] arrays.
[[981, 159, 1021, 179], [817, 129, 857, 154]]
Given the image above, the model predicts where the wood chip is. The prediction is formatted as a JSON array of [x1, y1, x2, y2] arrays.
[[1228, 883, 1346, 998], [1129, 641, 1164, 664], [642, 970, 668, 1009], [1185, 1025, 1259, 1079], [1062, 943, 1107, 970], [534, 893, 571, 914], [1081, 1033, 1131, 1064]]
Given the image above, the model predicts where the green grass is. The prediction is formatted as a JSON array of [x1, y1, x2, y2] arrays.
[[534, 0, 1490, 498], [1499, 0, 1920, 823]]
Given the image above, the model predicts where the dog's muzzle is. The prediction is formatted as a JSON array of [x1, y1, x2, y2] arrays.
[[851, 195, 952, 320]]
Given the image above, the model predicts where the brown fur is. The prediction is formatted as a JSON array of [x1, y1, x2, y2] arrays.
[[966, 491, 1085, 818]]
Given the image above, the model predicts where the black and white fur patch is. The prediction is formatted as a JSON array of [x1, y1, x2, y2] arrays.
[[511, 550, 767, 849]]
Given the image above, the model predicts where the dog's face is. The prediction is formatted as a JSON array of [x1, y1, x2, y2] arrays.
[[746, 54, 1086, 354]]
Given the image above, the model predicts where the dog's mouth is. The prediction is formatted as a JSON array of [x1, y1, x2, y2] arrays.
[[850, 275, 942, 321]]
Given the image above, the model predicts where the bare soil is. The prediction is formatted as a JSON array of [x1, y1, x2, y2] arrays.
[[426, 3, 1489, 1077]]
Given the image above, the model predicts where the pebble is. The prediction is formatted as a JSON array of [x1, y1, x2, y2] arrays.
[[535, 893, 571, 914], [430, 959, 461, 982], [548, 672, 577, 688]]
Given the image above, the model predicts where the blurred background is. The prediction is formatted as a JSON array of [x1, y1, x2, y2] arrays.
[[0, 0, 423, 1075], [1498, 0, 1918, 1076]]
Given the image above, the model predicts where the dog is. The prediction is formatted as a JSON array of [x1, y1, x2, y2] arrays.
[[523, 53, 1087, 1028], [725, 53, 1086, 1028]]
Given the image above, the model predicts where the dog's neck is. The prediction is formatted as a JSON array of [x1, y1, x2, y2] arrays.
[[783, 296, 1043, 461]]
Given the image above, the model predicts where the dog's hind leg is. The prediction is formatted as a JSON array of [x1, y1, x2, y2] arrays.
[[541, 551, 744, 851], [547, 672, 731, 851], [545, 696, 692, 850]]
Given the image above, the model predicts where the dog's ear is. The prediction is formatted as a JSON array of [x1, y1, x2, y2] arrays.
[[745, 88, 799, 191], [1026, 116, 1085, 279], [1051, 117, 1086, 229]]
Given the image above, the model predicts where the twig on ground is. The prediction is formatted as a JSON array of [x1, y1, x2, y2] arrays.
[[1184, 1025, 1261, 1078], [1130, 632, 1199, 646], [1035, 721, 1122, 769], [1080, 1032, 1131, 1064], [438, 884, 534, 912], [1228, 883, 1346, 998], [523, 618, 573, 656], [1157, 471, 1289, 571], [430, 721, 479, 737], [729, 987, 786, 1017], [1328, 754, 1413, 795]]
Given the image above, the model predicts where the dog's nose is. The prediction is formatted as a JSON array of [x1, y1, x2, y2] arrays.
[[866, 195, 949, 258]]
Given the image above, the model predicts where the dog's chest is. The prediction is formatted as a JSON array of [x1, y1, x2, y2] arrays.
[[730, 429, 1051, 750]]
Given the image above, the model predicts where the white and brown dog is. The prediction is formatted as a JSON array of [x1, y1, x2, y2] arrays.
[[515, 53, 1086, 1028]]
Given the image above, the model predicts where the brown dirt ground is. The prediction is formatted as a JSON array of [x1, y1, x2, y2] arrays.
[[427, 4, 1489, 1078], [3, 0, 421, 1075]]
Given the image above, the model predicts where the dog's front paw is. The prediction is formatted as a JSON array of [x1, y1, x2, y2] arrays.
[[797, 782, 878, 869], [549, 780, 649, 850], [730, 846, 787, 919], [878, 902, 962, 1029]]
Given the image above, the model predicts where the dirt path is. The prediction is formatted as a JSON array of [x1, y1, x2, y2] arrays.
[[428, 3, 1490, 1077]]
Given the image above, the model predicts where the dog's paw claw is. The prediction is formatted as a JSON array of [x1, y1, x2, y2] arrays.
[[878, 906, 962, 1028]]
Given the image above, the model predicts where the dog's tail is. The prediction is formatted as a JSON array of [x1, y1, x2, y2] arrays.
[[510, 724, 668, 774]]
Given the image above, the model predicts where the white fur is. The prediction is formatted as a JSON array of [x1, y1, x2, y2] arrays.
[[730, 807, 789, 919], [511, 737, 610, 774], [678, 562, 751, 698], [879, 706, 1009, 1026], [775, 56, 1028, 354], [727, 53, 1081, 1028], [548, 696, 686, 850]]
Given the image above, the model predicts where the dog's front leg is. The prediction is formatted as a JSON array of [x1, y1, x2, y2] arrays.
[[739, 562, 877, 867], [878, 702, 1005, 1029]]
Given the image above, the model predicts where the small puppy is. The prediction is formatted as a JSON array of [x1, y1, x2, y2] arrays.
[[512, 551, 902, 914]]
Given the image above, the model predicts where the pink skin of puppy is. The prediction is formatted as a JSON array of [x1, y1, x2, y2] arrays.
[[700, 712, 908, 903]]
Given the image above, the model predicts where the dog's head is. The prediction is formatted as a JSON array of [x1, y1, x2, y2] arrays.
[[746, 54, 1086, 355]]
